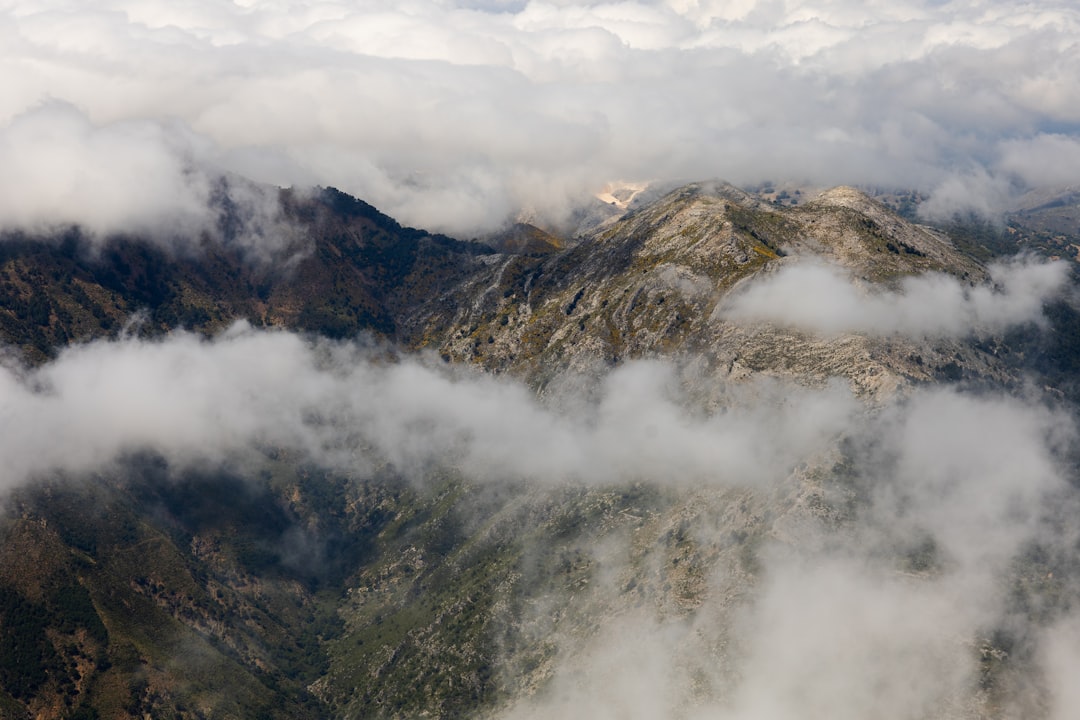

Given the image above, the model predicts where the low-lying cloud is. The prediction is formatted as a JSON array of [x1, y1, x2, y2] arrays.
[[2, 1, 1080, 236], [496, 384, 1079, 720], [0, 323, 858, 490], [4, 316, 1080, 717], [723, 257, 1069, 338], [0, 102, 214, 239]]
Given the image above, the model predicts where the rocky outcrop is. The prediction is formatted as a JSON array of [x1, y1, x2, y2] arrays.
[[401, 183, 1006, 400]]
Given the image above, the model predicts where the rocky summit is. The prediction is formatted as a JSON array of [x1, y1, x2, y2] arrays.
[[1, 182, 1080, 720]]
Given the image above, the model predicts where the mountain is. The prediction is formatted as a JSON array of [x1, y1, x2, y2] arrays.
[[401, 182, 997, 394], [484, 224, 564, 256], [0, 186, 491, 362], [1, 181, 1079, 719], [1005, 186, 1080, 259]]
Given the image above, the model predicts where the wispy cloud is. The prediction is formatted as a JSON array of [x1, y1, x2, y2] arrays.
[[0, 101, 296, 256], [0, 324, 857, 489], [723, 256, 1069, 337], [3, 310, 1079, 717], [497, 384, 1080, 720]]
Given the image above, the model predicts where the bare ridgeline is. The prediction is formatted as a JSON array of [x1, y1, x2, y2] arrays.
[[2, 182, 1080, 719]]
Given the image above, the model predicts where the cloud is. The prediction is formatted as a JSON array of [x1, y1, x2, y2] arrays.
[[998, 134, 1080, 189], [0, 101, 298, 258], [723, 256, 1069, 338], [1042, 617, 1080, 720], [0, 323, 858, 491], [497, 384, 1080, 720], [917, 167, 1016, 221], [4, 318, 1080, 717], [0, 101, 216, 239], [4, 4, 1080, 711], [718, 558, 982, 720], [2, 1, 1079, 235]]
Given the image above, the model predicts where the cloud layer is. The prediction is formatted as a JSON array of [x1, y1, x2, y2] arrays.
[[0, 323, 858, 490], [3, 312, 1079, 717], [2, 0, 1080, 235]]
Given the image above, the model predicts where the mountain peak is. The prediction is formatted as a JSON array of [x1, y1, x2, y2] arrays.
[[811, 199, 981, 282], [401, 181, 995, 396], [485, 223, 564, 255], [811, 185, 879, 210]]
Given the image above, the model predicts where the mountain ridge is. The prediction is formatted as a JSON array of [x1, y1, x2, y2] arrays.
[[400, 182, 1006, 400], [0, 180, 1078, 719]]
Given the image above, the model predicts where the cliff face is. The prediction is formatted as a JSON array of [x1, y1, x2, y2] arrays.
[[0, 182, 1076, 720]]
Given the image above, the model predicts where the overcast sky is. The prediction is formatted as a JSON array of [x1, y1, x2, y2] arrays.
[[2, 0, 1079, 236]]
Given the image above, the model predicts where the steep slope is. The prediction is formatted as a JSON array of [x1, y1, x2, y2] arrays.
[[0, 464, 332, 719], [1006, 186, 1080, 259], [308, 186, 1076, 718], [0, 181, 1076, 720], [0, 187, 492, 362], [484, 224, 564, 256], [401, 182, 997, 398]]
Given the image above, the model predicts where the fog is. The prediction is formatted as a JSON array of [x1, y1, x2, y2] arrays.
[[5, 3, 1080, 703], [0, 101, 298, 256], [3, 299, 1080, 716], [496, 384, 1080, 720], [3, 1, 1080, 236], [0, 323, 859, 490], [724, 256, 1069, 338]]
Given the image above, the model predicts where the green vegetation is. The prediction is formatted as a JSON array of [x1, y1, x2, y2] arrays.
[[0, 456, 391, 718], [0, 587, 57, 700]]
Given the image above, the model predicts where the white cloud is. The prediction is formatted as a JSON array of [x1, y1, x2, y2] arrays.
[[0, 101, 298, 257], [1043, 617, 1080, 720], [495, 382, 1080, 720], [5, 2, 1080, 715], [0, 101, 216, 240], [718, 559, 981, 720], [917, 167, 1015, 221], [0, 323, 858, 490], [723, 257, 1069, 338], [3, 318, 1080, 718], [999, 134, 1080, 188], [1, 0, 1078, 235]]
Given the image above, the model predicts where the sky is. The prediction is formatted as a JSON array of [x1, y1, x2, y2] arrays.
[[2, 0, 1080, 236]]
